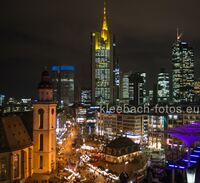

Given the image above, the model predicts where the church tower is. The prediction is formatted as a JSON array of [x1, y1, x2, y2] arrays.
[[33, 70, 57, 178]]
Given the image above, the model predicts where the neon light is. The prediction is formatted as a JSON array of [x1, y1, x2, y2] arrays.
[[190, 154, 200, 158], [168, 164, 178, 168], [51, 65, 75, 71], [183, 159, 197, 163]]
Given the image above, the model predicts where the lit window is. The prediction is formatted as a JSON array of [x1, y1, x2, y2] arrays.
[[0, 158, 7, 180], [13, 154, 19, 178]]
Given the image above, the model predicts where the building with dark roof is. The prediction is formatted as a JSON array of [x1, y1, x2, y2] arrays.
[[0, 70, 58, 183], [0, 113, 33, 182], [103, 137, 141, 163], [31, 70, 57, 182]]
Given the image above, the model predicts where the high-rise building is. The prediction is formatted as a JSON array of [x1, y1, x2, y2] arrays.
[[148, 84, 158, 106], [91, 0, 114, 106], [148, 90, 153, 105], [0, 94, 5, 106], [157, 68, 170, 104], [80, 89, 92, 106], [1, 97, 32, 114], [33, 70, 56, 179], [50, 65, 75, 107], [194, 80, 200, 103], [140, 73, 147, 104], [120, 72, 130, 105], [153, 83, 158, 105], [113, 58, 120, 105], [129, 72, 146, 106], [172, 32, 194, 103]]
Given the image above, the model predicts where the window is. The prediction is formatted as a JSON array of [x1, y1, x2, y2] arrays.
[[0, 158, 7, 180], [21, 150, 25, 179], [39, 134, 43, 151], [38, 109, 44, 129], [40, 156, 43, 169], [51, 108, 54, 128], [28, 148, 32, 176], [13, 154, 19, 178]]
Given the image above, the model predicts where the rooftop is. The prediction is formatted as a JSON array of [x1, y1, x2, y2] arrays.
[[0, 113, 33, 153], [163, 121, 200, 147], [106, 137, 136, 149]]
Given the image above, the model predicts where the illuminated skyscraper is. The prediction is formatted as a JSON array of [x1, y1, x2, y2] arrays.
[[140, 73, 147, 104], [121, 72, 130, 105], [194, 80, 200, 103], [80, 89, 91, 106], [157, 68, 170, 103], [91, 0, 114, 105], [194, 81, 200, 95], [129, 72, 146, 106], [172, 32, 194, 103], [113, 58, 120, 105], [148, 90, 153, 105], [50, 65, 75, 107], [0, 94, 5, 106]]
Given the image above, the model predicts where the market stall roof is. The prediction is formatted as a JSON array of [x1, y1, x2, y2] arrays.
[[163, 121, 200, 147]]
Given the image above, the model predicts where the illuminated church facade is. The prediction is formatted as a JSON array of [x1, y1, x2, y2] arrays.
[[32, 70, 57, 180], [0, 70, 57, 183]]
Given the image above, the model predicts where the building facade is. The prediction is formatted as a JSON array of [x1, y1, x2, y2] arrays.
[[51, 65, 75, 107], [32, 70, 57, 181], [120, 72, 130, 105], [80, 89, 91, 106], [0, 94, 5, 107], [194, 80, 200, 103], [157, 68, 170, 104], [0, 115, 33, 183], [129, 73, 146, 106], [172, 34, 194, 103], [1, 98, 32, 114], [97, 111, 200, 150], [91, 0, 114, 106], [103, 137, 141, 163], [113, 59, 120, 105], [97, 113, 149, 143]]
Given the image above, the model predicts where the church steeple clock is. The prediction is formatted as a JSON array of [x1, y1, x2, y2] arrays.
[[33, 70, 57, 178]]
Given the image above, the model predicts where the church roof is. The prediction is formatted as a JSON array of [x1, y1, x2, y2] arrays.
[[0, 113, 32, 153], [106, 137, 136, 149]]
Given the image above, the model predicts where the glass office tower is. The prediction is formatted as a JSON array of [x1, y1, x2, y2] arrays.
[[50, 65, 75, 107], [157, 68, 170, 103], [172, 34, 194, 103]]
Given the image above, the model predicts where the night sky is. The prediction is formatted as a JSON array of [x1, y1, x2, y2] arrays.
[[0, 0, 200, 99]]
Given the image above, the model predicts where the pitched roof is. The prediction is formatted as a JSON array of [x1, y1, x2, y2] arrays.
[[106, 137, 136, 148], [0, 114, 32, 153]]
